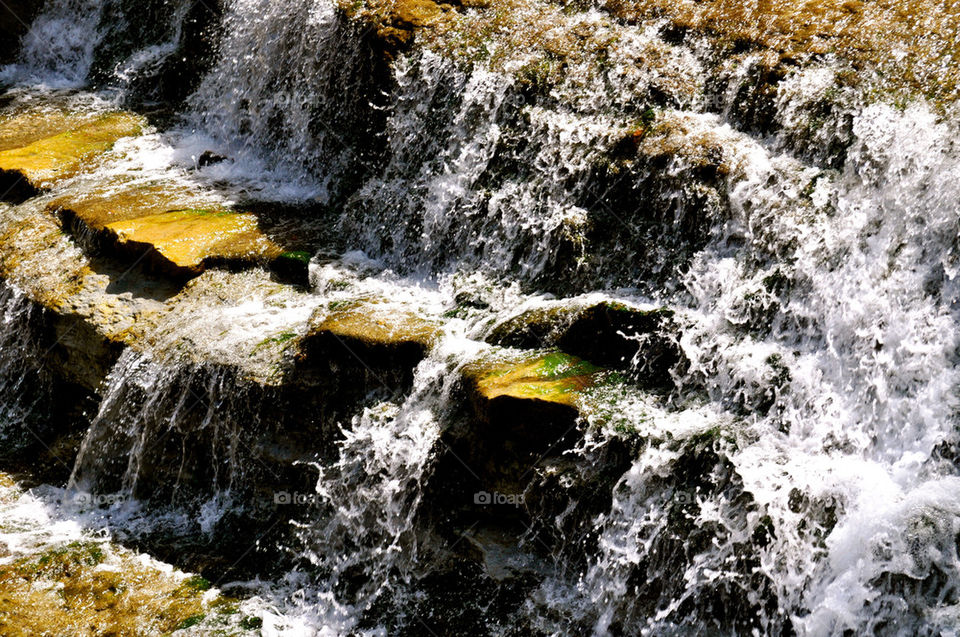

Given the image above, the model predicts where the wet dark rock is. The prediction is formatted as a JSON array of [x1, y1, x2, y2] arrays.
[[91, 0, 226, 107], [435, 351, 604, 502], [0, 0, 43, 64], [489, 301, 684, 389], [294, 301, 440, 400], [195, 150, 226, 168]]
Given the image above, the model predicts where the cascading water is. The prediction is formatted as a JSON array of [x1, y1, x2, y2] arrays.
[[1, 0, 105, 87], [1, 0, 959, 634]]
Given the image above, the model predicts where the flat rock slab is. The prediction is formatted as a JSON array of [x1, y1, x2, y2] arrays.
[[48, 180, 220, 230], [104, 208, 285, 278], [0, 108, 83, 152], [0, 112, 144, 200], [49, 182, 310, 283]]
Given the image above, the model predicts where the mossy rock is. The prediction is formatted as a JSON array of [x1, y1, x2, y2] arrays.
[[488, 301, 682, 388], [465, 350, 603, 410], [445, 351, 608, 494], [0, 112, 144, 201]]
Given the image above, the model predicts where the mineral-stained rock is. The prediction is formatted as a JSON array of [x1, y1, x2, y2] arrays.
[[446, 351, 607, 494], [49, 181, 220, 230], [0, 539, 236, 636], [0, 109, 83, 153], [488, 301, 682, 388], [0, 112, 144, 201], [340, 0, 451, 53], [50, 183, 311, 283]]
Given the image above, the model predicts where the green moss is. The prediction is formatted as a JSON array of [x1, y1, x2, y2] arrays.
[[177, 613, 206, 629], [535, 351, 602, 379], [25, 541, 106, 578], [687, 425, 724, 448], [251, 331, 298, 355], [180, 575, 211, 592], [177, 208, 234, 218], [280, 250, 312, 264], [240, 616, 264, 629]]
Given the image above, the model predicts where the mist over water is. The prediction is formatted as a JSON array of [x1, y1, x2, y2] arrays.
[[1, 0, 960, 634]]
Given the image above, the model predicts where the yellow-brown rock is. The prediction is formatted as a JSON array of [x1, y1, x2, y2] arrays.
[[441, 351, 607, 495], [0, 541, 230, 636], [104, 208, 284, 278], [0, 108, 81, 153], [0, 112, 144, 200], [311, 301, 440, 351], [299, 301, 440, 368], [48, 180, 220, 230], [340, 0, 450, 52], [294, 301, 442, 403], [464, 351, 603, 413]]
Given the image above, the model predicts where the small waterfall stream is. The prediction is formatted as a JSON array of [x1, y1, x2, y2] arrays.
[[0, 0, 959, 634]]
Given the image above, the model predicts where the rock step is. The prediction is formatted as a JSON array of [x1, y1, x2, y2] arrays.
[[294, 300, 442, 399], [49, 181, 311, 284], [440, 350, 610, 496], [0, 112, 144, 201]]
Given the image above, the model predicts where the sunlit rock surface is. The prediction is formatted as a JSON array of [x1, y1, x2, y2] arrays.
[[0, 111, 143, 200]]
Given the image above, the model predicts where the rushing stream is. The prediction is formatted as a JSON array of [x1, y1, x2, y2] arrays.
[[1, 0, 960, 634]]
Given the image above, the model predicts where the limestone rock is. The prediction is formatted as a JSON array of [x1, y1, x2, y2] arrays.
[[0, 112, 144, 201], [50, 184, 311, 283], [103, 209, 284, 279], [298, 301, 440, 374], [294, 301, 441, 409]]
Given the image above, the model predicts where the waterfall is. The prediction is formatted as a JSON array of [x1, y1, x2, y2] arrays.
[[1, 0, 105, 87], [1, 0, 960, 634]]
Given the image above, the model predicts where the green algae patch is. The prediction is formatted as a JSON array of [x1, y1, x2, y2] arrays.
[[0, 112, 144, 197], [103, 208, 285, 278]]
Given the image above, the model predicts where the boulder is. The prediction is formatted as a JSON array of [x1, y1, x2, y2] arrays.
[[488, 301, 682, 388]]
